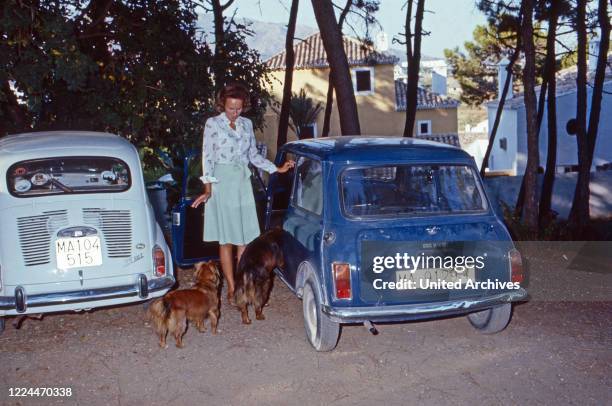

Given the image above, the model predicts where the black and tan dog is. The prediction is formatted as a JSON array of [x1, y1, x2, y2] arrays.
[[234, 229, 285, 324], [149, 261, 220, 348]]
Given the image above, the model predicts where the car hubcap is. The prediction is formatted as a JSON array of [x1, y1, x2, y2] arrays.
[[305, 288, 317, 340]]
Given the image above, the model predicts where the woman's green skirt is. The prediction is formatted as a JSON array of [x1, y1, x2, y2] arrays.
[[203, 163, 260, 245]]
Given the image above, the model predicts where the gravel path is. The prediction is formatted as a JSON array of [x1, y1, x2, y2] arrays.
[[1, 249, 610, 406]]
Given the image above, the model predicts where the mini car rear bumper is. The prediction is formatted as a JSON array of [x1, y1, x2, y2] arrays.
[[322, 288, 528, 323], [0, 274, 175, 315]]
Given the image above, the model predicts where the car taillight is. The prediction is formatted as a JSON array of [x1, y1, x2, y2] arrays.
[[509, 249, 524, 284], [332, 262, 351, 299], [153, 246, 165, 277]]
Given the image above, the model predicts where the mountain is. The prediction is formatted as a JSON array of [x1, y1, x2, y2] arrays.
[[196, 15, 437, 63], [196, 14, 317, 60]]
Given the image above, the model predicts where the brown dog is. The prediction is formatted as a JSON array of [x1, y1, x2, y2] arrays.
[[149, 261, 220, 348], [234, 229, 285, 324]]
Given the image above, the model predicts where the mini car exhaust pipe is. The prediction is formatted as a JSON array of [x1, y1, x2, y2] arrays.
[[15, 286, 26, 313], [364, 320, 378, 335], [138, 274, 148, 299]]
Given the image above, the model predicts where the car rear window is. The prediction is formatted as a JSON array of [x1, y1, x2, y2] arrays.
[[7, 157, 131, 197], [341, 164, 487, 217]]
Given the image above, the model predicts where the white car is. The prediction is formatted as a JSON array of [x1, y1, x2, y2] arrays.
[[0, 131, 175, 333]]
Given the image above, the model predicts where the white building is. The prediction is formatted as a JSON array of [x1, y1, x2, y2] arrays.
[[486, 46, 612, 175]]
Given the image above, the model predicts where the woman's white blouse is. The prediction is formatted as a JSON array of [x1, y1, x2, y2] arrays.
[[200, 113, 277, 184]]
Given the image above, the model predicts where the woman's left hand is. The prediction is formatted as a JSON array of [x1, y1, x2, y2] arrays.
[[276, 160, 296, 174]]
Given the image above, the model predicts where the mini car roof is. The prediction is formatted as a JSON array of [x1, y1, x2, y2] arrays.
[[283, 136, 472, 163], [0, 131, 136, 157]]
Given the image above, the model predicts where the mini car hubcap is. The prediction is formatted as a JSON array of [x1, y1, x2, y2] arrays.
[[305, 288, 317, 340]]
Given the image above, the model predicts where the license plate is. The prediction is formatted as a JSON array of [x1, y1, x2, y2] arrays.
[[55, 236, 102, 269], [396, 267, 475, 288]]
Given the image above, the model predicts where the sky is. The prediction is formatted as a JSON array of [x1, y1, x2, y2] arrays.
[[224, 0, 488, 58]]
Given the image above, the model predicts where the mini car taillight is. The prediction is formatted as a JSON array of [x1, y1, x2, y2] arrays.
[[509, 249, 524, 284], [332, 262, 351, 299], [153, 246, 165, 277]]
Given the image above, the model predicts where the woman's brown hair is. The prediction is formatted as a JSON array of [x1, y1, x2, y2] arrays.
[[215, 83, 251, 112]]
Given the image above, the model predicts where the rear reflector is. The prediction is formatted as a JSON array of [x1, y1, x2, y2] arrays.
[[332, 262, 351, 299], [509, 249, 524, 284], [153, 246, 166, 277]]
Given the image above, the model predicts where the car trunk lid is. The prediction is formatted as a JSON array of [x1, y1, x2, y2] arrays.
[[355, 219, 513, 305]]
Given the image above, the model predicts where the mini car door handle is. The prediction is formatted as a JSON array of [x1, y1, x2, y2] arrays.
[[425, 226, 440, 235], [323, 231, 336, 245]]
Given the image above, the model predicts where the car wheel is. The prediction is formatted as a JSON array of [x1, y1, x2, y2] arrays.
[[467, 303, 512, 334], [0, 317, 5, 335], [302, 280, 340, 351]]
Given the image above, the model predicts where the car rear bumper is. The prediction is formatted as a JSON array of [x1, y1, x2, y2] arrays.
[[322, 288, 528, 323], [0, 275, 175, 314]]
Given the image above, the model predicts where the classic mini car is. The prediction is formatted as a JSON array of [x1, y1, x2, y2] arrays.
[[171, 136, 527, 351], [0, 132, 175, 333]]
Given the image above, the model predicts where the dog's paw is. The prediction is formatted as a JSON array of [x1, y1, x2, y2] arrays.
[[241, 318, 252, 325], [256, 313, 265, 320]]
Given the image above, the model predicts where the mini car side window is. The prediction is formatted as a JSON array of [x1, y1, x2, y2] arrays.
[[293, 156, 322, 215], [270, 152, 296, 211]]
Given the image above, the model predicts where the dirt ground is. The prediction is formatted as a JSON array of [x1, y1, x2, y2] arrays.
[[1, 245, 611, 406]]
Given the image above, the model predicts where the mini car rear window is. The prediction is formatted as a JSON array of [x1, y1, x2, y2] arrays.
[[7, 157, 131, 197], [341, 164, 487, 217]]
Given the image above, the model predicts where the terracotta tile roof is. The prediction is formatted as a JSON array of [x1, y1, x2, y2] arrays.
[[488, 52, 612, 109], [394, 80, 460, 110], [265, 32, 398, 70]]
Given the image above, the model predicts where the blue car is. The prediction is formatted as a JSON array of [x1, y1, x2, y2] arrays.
[[171, 136, 527, 351]]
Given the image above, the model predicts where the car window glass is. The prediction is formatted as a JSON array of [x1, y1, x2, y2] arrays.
[[271, 152, 296, 211], [294, 156, 322, 215], [8, 157, 130, 197], [341, 164, 486, 217]]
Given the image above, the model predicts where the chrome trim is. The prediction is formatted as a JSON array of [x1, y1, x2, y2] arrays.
[[0, 276, 175, 311], [321, 289, 527, 322], [57, 226, 98, 238]]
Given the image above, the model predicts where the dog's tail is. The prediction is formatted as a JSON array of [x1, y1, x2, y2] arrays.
[[148, 297, 171, 333], [270, 240, 285, 269]]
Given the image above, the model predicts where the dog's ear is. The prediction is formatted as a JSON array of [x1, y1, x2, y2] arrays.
[[193, 261, 205, 277]]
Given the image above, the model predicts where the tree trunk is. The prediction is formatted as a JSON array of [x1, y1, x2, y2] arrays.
[[276, 0, 299, 149], [479, 53, 521, 177], [568, 0, 589, 227], [519, 0, 539, 233], [311, 0, 360, 135], [210, 0, 235, 92], [321, 0, 352, 137], [538, 2, 560, 228], [403, 0, 425, 137], [569, 0, 610, 227]]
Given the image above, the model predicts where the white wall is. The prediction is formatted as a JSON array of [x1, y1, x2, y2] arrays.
[[532, 81, 612, 173], [487, 107, 518, 173], [484, 171, 612, 219]]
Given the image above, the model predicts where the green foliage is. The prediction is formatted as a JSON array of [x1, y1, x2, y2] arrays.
[[0, 0, 271, 151], [289, 89, 323, 139], [444, 22, 546, 106], [215, 21, 273, 130]]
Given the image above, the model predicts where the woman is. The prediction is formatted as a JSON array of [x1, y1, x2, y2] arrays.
[[191, 83, 294, 303]]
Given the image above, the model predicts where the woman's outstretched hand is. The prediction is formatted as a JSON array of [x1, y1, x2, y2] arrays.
[[191, 185, 212, 208], [276, 160, 296, 174]]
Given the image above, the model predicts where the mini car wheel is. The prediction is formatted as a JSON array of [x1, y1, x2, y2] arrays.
[[302, 280, 340, 351], [467, 303, 512, 334]]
